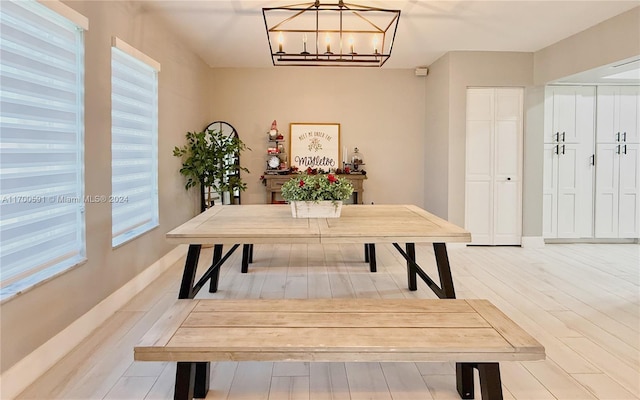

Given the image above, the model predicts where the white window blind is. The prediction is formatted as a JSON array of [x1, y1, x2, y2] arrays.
[[0, 0, 86, 299], [111, 41, 159, 247]]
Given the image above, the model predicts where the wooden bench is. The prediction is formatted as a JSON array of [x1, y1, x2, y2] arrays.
[[135, 299, 545, 400]]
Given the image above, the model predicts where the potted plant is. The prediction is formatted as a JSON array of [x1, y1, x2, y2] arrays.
[[173, 129, 250, 212], [281, 171, 354, 218]]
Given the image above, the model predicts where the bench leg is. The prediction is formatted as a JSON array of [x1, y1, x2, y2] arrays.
[[456, 362, 475, 399], [208, 245, 223, 293], [456, 362, 503, 400], [249, 244, 254, 263], [364, 244, 370, 262], [478, 363, 503, 399], [194, 362, 210, 398], [175, 362, 195, 400]]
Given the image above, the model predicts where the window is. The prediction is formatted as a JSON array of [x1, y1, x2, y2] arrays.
[[0, 0, 87, 300], [111, 38, 160, 247]]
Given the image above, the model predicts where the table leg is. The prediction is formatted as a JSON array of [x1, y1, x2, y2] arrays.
[[241, 244, 251, 273], [433, 243, 456, 298], [406, 243, 417, 291], [208, 245, 223, 292], [179, 245, 202, 299], [364, 244, 369, 263], [367, 244, 377, 272], [249, 244, 254, 263]]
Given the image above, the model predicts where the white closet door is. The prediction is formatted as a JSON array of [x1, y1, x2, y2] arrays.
[[542, 143, 559, 238], [597, 86, 640, 144], [550, 86, 596, 144], [556, 144, 582, 238], [618, 143, 639, 237], [595, 144, 619, 238], [493, 90, 523, 244], [465, 89, 494, 244], [618, 86, 640, 144], [465, 87, 522, 245]]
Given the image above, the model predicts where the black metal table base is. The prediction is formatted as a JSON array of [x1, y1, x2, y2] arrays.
[[175, 241, 503, 400]]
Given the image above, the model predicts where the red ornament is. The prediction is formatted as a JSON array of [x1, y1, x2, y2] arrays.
[[299, 180, 305, 187], [327, 174, 337, 183]]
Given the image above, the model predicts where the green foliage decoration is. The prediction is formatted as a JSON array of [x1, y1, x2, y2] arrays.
[[173, 129, 250, 201], [281, 173, 354, 203]]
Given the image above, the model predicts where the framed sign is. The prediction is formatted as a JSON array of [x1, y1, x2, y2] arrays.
[[289, 123, 341, 170]]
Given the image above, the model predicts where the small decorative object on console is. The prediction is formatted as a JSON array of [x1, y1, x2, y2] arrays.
[[269, 120, 279, 140], [265, 120, 288, 173]]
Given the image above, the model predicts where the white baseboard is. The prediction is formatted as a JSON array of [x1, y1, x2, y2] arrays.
[[521, 236, 545, 248], [0, 245, 187, 400]]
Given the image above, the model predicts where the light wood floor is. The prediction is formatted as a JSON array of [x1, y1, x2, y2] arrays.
[[17, 243, 639, 399]]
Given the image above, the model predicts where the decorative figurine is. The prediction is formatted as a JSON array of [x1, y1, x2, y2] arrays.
[[269, 120, 278, 140]]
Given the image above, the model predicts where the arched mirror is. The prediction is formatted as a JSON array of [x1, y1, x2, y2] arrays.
[[204, 121, 241, 206]]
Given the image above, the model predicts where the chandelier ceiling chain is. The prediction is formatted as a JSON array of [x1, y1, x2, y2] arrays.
[[262, 1, 401, 67]]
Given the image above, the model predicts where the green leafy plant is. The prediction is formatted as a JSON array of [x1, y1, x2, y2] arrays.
[[281, 173, 354, 203], [173, 129, 250, 211]]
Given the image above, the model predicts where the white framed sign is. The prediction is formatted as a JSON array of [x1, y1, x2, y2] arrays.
[[289, 123, 341, 170]]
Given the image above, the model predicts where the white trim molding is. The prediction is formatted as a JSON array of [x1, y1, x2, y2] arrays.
[[112, 37, 161, 71], [37, 0, 88, 30], [521, 236, 546, 248], [0, 245, 186, 399]]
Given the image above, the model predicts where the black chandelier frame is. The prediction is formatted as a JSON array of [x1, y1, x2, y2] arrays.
[[262, 0, 401, 67]]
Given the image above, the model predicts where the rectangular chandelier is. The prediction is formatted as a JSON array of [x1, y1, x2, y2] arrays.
[[262, 1, 400, 67]]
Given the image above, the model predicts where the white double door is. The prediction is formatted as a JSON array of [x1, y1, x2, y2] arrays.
[[594, 86, 640, 238], [542, 86, 596, 238], [465, 87, 523, 245]]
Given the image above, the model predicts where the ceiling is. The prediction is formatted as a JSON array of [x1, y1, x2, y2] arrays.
[[139, 1, 639, 72]]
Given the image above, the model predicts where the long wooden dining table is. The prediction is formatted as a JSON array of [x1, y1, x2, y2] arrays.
[[166, 204, 471, 299], [165, 204, 472, 397]]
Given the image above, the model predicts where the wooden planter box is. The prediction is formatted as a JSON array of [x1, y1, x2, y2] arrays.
[[290, 200, 343, 218]]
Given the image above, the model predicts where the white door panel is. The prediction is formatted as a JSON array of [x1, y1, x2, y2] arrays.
[[466, 181, 492, 245], [542, 144, 559, 238], [496, 120, 520, 178], [495, 181, 521, 244], [466, 120, 493, 180], [596, 86, 617, 143], [618, 144, 639, 237], [595, 144, 619, 238], [548, 86, 596, 144], [618, 86, 639, 144]]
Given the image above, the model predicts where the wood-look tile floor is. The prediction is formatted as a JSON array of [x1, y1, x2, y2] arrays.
[[17, 243, 640, 399]]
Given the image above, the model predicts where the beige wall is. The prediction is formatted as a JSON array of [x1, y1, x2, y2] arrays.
[[534, 6, 640, 85], [0, 1, 210, 372], [423, 54, 451, 218], [209, 68, 427, 206]]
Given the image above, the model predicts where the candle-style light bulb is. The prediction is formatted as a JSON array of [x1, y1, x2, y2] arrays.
[[349, 36, 355, 54], [277, 32, 284, 53], [372, 35, 379, 54], [325, 33, 331, 53], [302, 33, 308, 53]]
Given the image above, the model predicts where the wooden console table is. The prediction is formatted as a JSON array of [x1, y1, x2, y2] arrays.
[[263, 173, 366, 204]]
